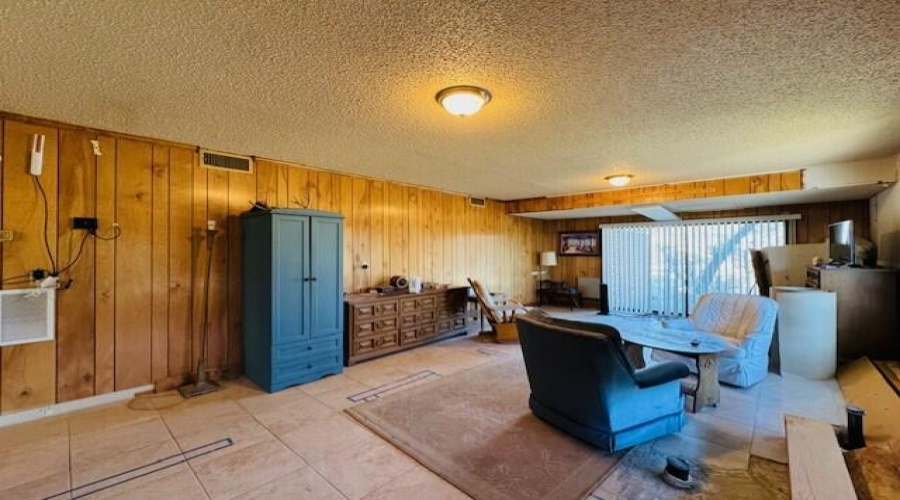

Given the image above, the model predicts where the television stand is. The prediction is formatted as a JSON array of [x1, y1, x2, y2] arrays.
[[806, 266, 899, 361]]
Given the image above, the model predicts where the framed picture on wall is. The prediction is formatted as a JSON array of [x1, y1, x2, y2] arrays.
[[559, 231, 600, 256]]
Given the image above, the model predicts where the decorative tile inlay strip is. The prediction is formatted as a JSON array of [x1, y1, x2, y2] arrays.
[[347, 370, 440, 403], [43, 438, 234, 500]]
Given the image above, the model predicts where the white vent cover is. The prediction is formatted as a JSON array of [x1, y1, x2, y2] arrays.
[[0, 288, 55, 346], [469, 197, 487, 208], [200, 149, 254, 174]]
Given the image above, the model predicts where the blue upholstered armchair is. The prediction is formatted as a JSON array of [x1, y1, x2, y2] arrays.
[[516, 311, 689, 453]]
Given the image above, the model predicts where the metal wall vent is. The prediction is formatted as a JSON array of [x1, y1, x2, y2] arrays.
[[469, 197, 487, 208], [201, 150, 254, 174], [0, 288, 55, 346]]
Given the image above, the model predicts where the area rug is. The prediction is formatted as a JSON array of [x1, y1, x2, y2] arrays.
[[345, 358, 622, 500]]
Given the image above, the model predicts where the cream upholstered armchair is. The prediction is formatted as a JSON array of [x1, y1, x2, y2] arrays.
[[652, 293, 778, 387], [467, 278, 527, 343]]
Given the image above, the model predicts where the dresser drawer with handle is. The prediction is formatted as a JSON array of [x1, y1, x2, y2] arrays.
[[355, 317, 398, 337]]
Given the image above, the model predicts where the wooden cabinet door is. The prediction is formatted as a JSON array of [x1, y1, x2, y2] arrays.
[[310, 216, 343, 340], [273, 214, 309, 344]]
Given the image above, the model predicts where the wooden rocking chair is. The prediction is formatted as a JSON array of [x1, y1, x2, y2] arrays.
[[467, 278, 527, 343]]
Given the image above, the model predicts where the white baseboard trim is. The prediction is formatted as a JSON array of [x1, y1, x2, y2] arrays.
[[0, 384, 155, 428]]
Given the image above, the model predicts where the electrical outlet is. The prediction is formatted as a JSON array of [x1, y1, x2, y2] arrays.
[[0, 230, 12, 242], [72, 217, 98, 231]]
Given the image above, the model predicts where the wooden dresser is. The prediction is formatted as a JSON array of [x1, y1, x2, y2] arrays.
[[806, 266, 899, 360], [344, 286, 470, 365]]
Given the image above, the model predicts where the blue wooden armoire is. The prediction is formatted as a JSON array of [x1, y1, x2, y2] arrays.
[[242, 209, 344, 392]]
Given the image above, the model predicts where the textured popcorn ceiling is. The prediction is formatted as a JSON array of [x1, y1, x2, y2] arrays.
[[1, 1, 898, 200]]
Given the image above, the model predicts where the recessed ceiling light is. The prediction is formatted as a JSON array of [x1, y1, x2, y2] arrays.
[[605, 174, 633, 187], [436, 86, 492, 116]]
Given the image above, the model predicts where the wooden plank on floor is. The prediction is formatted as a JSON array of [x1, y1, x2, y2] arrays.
[[57, 128, 97, 402], [785, 414, 858, 500], [114, 139, 153, 390], [1, 120, 59, 412]]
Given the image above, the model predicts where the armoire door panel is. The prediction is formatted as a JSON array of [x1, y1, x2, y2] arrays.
[[310, 217, 343, 339], [273, 215, 309, 344]]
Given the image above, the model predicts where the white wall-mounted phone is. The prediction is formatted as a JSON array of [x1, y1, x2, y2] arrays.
[[29, 134, 45, 176]]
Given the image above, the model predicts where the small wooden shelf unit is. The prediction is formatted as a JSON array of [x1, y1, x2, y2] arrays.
[[344, 286, 471, 365]]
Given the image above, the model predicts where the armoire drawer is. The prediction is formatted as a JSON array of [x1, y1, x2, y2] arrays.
[[273, 353, 342, 386], [273, 337, 341, 364]]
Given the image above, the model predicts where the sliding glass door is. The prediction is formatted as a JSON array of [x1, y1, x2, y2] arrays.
[[602, 217, 788, 316]]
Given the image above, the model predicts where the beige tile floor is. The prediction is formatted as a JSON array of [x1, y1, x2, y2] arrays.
[[0, 308, 846, 500]]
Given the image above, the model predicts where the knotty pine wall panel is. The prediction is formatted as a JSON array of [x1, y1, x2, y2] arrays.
[[1, 120, 59, 412], [57, 128, 96, 402], [0, 114, 546, 412]]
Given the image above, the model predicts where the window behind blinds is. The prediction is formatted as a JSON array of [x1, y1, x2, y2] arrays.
[[601, 216, 791, 316]]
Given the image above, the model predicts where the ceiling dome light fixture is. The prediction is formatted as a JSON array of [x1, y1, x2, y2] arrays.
[[605, 174, 633, 187], [436, 85, 492, 116]]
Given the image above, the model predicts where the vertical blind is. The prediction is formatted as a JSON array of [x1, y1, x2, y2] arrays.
[[601, 217, 791, 316]]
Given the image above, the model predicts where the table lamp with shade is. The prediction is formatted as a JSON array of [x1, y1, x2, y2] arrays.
[[540, 251, 557, 280]]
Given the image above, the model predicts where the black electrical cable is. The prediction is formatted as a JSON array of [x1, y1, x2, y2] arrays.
[[56, 231, 92, 276], [32, 176, 58, 274]]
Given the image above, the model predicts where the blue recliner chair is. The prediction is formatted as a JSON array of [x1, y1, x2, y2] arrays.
[[516, 311, 689, 453]]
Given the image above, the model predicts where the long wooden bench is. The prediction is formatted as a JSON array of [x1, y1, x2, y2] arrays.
[[785, 414, 858, 500]]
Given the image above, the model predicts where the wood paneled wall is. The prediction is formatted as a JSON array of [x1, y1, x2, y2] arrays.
[[0, 115, 545, 413], [542, 201, 871, 288]]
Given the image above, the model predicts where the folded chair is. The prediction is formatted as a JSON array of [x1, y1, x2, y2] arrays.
[[467, 278, 527, 342]]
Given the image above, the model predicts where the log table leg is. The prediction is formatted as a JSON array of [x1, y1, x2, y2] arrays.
[[693, 353, 721, 412]]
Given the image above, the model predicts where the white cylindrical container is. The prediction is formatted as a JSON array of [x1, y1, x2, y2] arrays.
[[771, 286, 837, 380]]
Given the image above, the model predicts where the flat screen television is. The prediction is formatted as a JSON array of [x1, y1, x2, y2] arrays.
[[829, 220, 855, 265]]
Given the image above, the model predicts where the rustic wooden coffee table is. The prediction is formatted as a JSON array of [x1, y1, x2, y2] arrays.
[[616, 324, 731, 412]]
